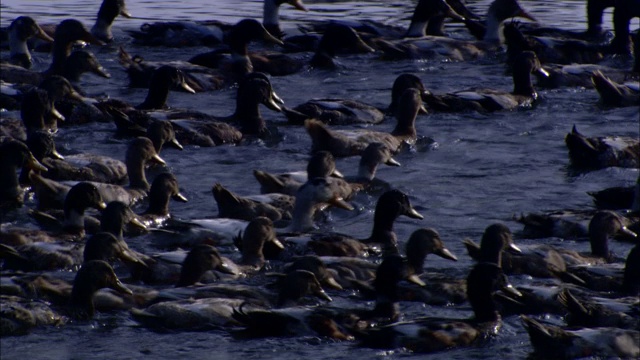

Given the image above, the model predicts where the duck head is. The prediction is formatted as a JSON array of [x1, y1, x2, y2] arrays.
[[1, 140, 47, 203], [358, 142, 400, 181], [91, 0, 132, 43], [405, 0, 466, 38], [289, 177, 354, 232], [478, 223, 520, 265], [225, 19, 283, 56], [234, 75, 282, 136], [145, 173, 188, 217], [512, 51, 547, 99], [125, 137, 166, 191], [83, 231, 145, 266], [405, 228, 457, 276], [136, 65, 195, 110], [48, 19, 105, 75], [63, 182, 107, 231], [8, 16, 53, 68], [262, 0, 308, 39], [391, 87, 423, 137], [388, 74, 429, 114], [484, 0, 536, 44], [240, 216, 283, 269], [100, 201, 147, 240], [307, 151, 343, 178], [25, 130, 65, 162], [62, 50, 111, 82], [69, 260, 132, 319], [467, 262, 521, 323], [146, 120, 183, 153], [277, 269, 332, 307], [370, 190, 423, 241], [285, 256, 343, 290], [310, 24, 374, 69], [177, 244, 235, 287], [373, 255, 425, 320], [588, 211, 637, 259]]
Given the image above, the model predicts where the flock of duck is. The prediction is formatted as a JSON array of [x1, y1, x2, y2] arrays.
[[0, 0, 638, 357]]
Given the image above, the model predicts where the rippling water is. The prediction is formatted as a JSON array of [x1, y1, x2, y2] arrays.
[[1, 0, 638, 359]]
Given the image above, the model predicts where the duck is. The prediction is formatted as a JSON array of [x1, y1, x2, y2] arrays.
[[0, 139, 48, 208], [18, 76, 83, 133], [565, 125, 639, 170], [90, 0, 131, 43], [129, 269, 332, 331], [521, 315, 639, 359], [3, 16, 53, 69], [283, 73, 428, 126], [0, 260, 132, 336], [356, 225, 522, 353], [591, 70, 640, 107], [284, 189, 423, 257], [231, 254, 427, 339], [127, 0, 304, 47], [212, 183, 291, 222], [588, 174, 639, 210], [31, 137, 166, 209], [423, 51, 548, 113], [558, 288, 639, 330], [136, 172, 188, 228], [254, 143, 400, 199], [305, 87, 423, 158]]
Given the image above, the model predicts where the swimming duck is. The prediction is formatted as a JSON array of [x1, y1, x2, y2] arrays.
[[521, 315, 639, 359], [591, 70, 640, 107], [558, 288, 639, 330], [31, 137, 166, 209], [0, 139, 48, 208], [588, 174, 639, 210], [357, 253, 522, 352], [305, 87, 423, 158], [565, 125, 639, 170], [90, 0, 131, 43], [255, 143, 400, 199], [285, 189, 423, 256], [283, 73, 428, 126], [212, 183, 289, 222], [136, 173, 188, 228], [129, 269, 331, 331], [4, 16, 53, 69], [17, 76, 83, 133], [97, 201, 148, 242]]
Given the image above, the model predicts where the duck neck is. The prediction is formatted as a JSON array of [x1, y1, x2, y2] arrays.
[[47, 39, 73, 76], [512, 69, 535, 97], [234, 98, 266, 135], [101, 216, 125, 241], [91, 1, 118, 43], [289, 195, 317, 233], [357, 162, 377, 181], [590, 232, 610, 259], [8, 30, 31, 65], [623, 245, 639, 294], [125, 155, 150, 191], [479, 248, 502, 266], [467, 263, 501, 323], [483, 12, 503, 44], [61, 61, 85, 82], [63, 207, 85, 233], [372, 299, 400, 321], [70, 284, 97, 319], [146, 189, 170, 216], [176, 261, 208, 287], [241, 240, 265, 268], [262, 0, 281, 35], [0, 164, 21, 201], [138, 80, 170, 110]]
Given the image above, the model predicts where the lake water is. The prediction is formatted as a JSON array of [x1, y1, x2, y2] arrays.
[[0, 0, 638, 359]]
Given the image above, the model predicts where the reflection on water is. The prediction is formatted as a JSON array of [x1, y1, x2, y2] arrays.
[[0, 0, 637, 359]]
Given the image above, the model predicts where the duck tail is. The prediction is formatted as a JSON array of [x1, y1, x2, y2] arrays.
[[304, 119, 335, 153], [564, 125, 600, 167], [520, 315, 568, 354], [253, 170, 285, 193], [211, 183, 242, 217], [557, 289, 590, 317]]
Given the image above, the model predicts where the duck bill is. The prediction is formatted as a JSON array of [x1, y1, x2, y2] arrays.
[[68, 90, 86, 102], [81, 31, 106, 46], [50, 148, 65, 160], [265, 97, 283, 112], [355, 38, 375, 53], [96, 201, 107, 210], [315, 289, 332, 302], [170, 137, 184, 150], [446, 6, 466, 22], [28, 155, 48, 172], [435, 247, 458, 261], [36, 26, 54, 42], [509, 242, 522, 253], [263, 30, 285, 46], [288, 0, 308, 12], [50, 106, 66, 122], [406, 207, 424, 220], [270, 237, 286, 250], [111, 279, 133, 295], [619, 226, 637, 238], [331, 169, 344, 178], [120, 8, 133, 18], [502, 283, 522, 298], [149, 153, 166, 166], [406, 274, 426, 287], [129, 217, 148, 231], [180, 82, 197, 94], [271, 91, 285, 106], [536, 67, 550, 78], [385, 157, 401, 167], [216, 262, 237, 275], [119, 248, 147, 267], [93, 66, 111, 79], [324, 276, 343, 290], [172, 192, 189, 203], [515, 9, 537, 22], [328, 196, 354, 211]]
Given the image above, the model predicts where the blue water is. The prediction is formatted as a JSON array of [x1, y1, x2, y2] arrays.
[[1, 0, 638, 359]]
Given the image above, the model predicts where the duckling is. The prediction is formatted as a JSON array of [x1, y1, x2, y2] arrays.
[[255, 143, 400, 199], [31, 137, 166, 209], [0, 139, 48, 208], [283, 73, 428, 126], [305, 87, 423, 158], [565, 125, 639, 170], [357, 240, 522, 353], [90, 0, 131, 43], [591, 70, 640, 107], [521, 315, 639, 359], [4, 16, 53, 69], [129, 269, 332, 331], [285, 189, 423, 256], [1, 260, 132, 336]]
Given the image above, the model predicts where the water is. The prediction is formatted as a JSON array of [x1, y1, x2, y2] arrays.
[[1, 0, 638, 359]]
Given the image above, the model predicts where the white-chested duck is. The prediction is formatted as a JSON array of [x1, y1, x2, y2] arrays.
[[284, 189, 423, 257], [521, 314, 639, 359], [356, 225, 522, 353], [3, 16, 53, 69], [31, 137, 166, 209], [305, 87, 424, 158], [283, 73, 428, 126], [254, 143, 400, 200], [565, 125, 639, 170], [422, 51, 549, 113], [0, 139, 48, 209], [129, 269, 332, 331], [0, 260, 132, 336]]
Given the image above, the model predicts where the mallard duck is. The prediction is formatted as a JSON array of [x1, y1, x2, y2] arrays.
[[31, 137, 166, 209], [285, 189, 423, 256], [521, 315, 639, 359], [588, 174, 639, 210], [129, 269, 331, 331], [591, 70, 640, 107], [565, 125, 639, 170], [0, 139, 48, 208], [558, 288, 639, 330], [90, 0, 131, 43], [305, 87, 423, 158], [19, 76, 83, 133], [212, 183, 290, 222], [0, 260, 131, 336], [97, 201, 148, 241], [4, 16, 53, 69], [136, 173, 188, 228]]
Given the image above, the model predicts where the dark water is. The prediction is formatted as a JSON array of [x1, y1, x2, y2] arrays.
[[1, 0, 638, 359]]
